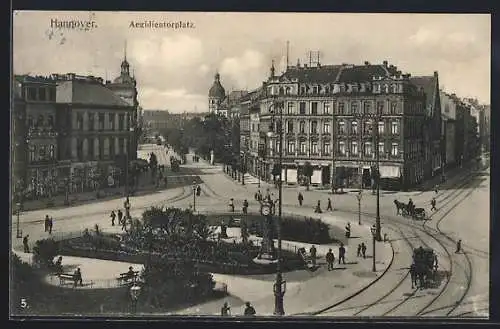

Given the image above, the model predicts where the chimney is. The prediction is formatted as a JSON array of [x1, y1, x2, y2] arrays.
[[304, 64, 308, 68], [434, 71, 438, 77], [66, 73, 75, 80], [383, 60, 388, 67], [364, 61, 370, 65]]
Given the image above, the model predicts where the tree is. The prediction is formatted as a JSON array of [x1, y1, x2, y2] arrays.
[[303, 161, 313, 191]]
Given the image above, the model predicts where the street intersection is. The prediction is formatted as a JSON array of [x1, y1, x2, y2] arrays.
[[11, 145, 490, 317]]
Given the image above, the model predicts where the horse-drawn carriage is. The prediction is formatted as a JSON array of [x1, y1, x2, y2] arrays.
[[394, 200, 427, 220], [411, 246, 437, 288]]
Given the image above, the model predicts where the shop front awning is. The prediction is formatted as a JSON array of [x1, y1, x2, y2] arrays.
[[379, 166, 401, 178]]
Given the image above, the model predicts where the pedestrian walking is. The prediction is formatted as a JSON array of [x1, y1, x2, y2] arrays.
[[121, 215, 127, 231], [345, 223, 351, 238], [229, 198, 235, 212], [326, 248, 335, 271], [361, 242, 367, 259], [314, 200, 322, 213], [298, 192, 304, 206], [242, 199, 249, 214], [23, 235, 30, 253], [356, 244, 362, 257], [74, 267, 83, 287], [431, 197, 437, 211], [117, 209, 123, 225], [434, 184, 439, 194], [455, 239, 462, 253], [326, 198, 333, 211], [221, 302, 231, 316], [48, 217, 53, 234], [339, 243, 346, 265], [196, 185, 201, 196], [309, 245, 317, 267], [44, 215, 50, 232], [110, 210, 116, 226], [243, 302, 256, 316], [410, 263, 417, 289]]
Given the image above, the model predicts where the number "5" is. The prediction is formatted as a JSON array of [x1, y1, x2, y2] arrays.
[[20, 298, 27, 308]]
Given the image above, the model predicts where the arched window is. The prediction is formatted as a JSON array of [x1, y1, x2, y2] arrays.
[[36, 115, 44, 127], [47, 115, 54, 128], [279, 87, 285, 95]]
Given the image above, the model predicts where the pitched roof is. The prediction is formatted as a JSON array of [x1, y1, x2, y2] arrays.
[[337, 65, 389, 83], [280, 65, 343, 83], [56, 80, 131, 107], [410, 76, 436, 109]]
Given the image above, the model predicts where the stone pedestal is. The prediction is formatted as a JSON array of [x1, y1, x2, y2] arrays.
[[258, 216, 276, 260]]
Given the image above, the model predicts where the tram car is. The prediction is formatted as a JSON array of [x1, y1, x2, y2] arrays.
[[412, 247, 437, 288]]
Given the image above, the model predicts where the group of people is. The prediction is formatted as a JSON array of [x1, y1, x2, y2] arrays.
[[109, 196, 132, 230], [297, 192, 333, 213], [220, 301, 256, 316]]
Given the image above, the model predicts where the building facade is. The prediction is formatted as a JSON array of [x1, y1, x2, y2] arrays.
[[55, 73, 136, 193], [440, 91, 457, 168], [242, 60, 435, 190], [15, 75, 60, 199], [11, 78, 28, 201]]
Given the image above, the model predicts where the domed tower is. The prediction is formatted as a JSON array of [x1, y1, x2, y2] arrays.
[[208, 72, 226, 114]]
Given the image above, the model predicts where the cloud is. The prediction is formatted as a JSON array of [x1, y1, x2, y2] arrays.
[[407, 28, 482, 62], [130, 34, 204, 70], [219, 50, 267, 90]]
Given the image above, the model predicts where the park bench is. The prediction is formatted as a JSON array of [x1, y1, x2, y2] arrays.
[[58, 273, 76, 285], [116, 271, 139, 284]]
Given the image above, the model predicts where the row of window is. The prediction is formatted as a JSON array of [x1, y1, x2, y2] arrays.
[[337, 141, 399, 157], [28, 144, 56, 162], [75, 137, 128, 161], [265, 120, 400, 135], [27, 114, 55, 129], [281, 100, 409, 116], [26, 86, 56, 102], [269, 140, 400, 157], [337, 120, 399, 135], [269, 82, 406, 96], [75, 112, 131, 132]]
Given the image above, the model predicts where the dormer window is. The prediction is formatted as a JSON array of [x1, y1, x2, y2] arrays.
[[391, 84, 398, 93], [300, 86, 306, 95], [313, 86, 318, 94], [384, 84, 389, 93], [279, 87, 284, 95], [325, 86, 330, 94], [285, 87, 291, 95]]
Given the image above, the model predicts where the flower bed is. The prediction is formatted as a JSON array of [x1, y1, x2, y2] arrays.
[[205, 213, 337, 244], [59, 236, 304, 275]]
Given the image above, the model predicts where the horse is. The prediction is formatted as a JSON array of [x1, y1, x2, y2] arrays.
[[394, 200, 411, 216]]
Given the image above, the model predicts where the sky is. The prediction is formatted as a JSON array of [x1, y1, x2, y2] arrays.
[[13, 12, 490, 113]]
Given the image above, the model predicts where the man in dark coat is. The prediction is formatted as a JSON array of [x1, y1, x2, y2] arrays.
[[298, 192, 304, 206], [338, 243, 346, 264], [326, 248, 335, 271]]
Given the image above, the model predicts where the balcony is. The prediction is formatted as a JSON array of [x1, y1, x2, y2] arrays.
[[28, 127, 58, 139]]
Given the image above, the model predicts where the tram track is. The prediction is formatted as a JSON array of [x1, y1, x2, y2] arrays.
[[311, 165, 484, 317]]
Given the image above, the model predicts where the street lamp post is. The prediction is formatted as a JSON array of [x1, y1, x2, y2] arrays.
[[370, 224, 376, 272], [16, 202, 22, 238], [369, 110, 383, 242], [192, 180, 197, 212], [356, 191, 362, 225], [268, 98, 285, 316], [129, 283, 141, 314]]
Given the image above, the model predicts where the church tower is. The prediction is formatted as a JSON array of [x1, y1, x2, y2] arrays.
[[208, 72, 226, 115]]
